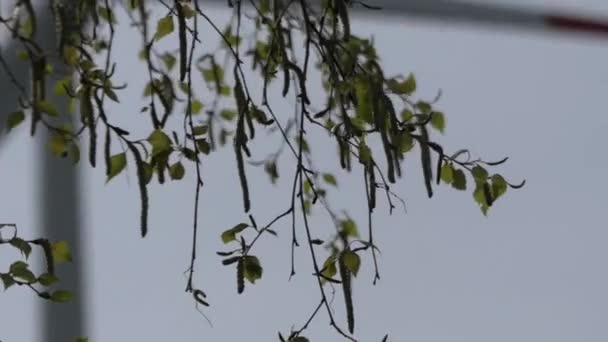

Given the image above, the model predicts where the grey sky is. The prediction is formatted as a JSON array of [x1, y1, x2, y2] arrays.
[[1, 1, 608, 341]]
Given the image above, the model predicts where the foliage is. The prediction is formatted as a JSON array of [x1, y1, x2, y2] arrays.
[[0, 224, 73, 302], [0, 0, 524, 341]]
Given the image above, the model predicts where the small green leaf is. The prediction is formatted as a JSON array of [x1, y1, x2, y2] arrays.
[[104, 87, 119, 102], [155, 16, 174, 41], [11, 267, 36, 283], [321, 255, 337, 281], [290, 337, 310, 342], [9, 261, 28, 273], [48, 134, 68, 156], [221, 223, 248, 244], [440, 162, 454, 184], [75, 337, 89, 342], [355, 78, 372, 123], [491, 174, 508, 199], [472, 165, 488, 184], [51, 240, 72, 263], [6, 111, 25, 131], [16, 49, 29, 61], [142, 162, 153, 184], [9, 238, 31, 258], [190, 100, 203, 114], [242, 255, 263, 284], [387, 73, 416, 95], [401, 109, 414, 122], [182, 148, 197, 161], [322, 173, 338, 186], [1, 273, 15, 290], [473, 184, 489, 215], [403, 73, 416, 94], [147, 129, 172, 157], [340, 219, 358, 238], [107, 153, 127, 182], [430, 111, 445, 133], [264, 161, 279, 184], [220, 109, 237, 121], [50, 290, 73, 303], [69, 143, 80, 165], [192, 125, 208, 136], [342, 250, 361, 276], [36, 100, 60, 117], [197, 139, 211, 155], [416, 101, 432, 114], [358, 142, 372, 166], [38, 273, 59, 286], [452, 169, 467, 190], [161, 53, 176, 70], [169, 162, 185, 180]]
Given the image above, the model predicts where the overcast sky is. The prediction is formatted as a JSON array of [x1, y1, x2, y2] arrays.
[[2, 1, 608, 341]]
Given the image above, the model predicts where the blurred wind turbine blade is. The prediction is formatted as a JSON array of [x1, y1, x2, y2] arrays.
[[352, 0, 608, 37]]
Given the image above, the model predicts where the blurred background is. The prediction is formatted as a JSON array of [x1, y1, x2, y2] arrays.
[[1, 1, 608, 341]]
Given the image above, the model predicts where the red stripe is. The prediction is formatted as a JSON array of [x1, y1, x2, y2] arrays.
[[546, 15, 608, 36]]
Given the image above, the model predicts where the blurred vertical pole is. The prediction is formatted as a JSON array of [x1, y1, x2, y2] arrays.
[[0, 1, 86, 341], [37, 2, 87, 341]]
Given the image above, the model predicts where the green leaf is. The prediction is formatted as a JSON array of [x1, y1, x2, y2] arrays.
[[242, 255, 263, 284], [472, 165, 488, 184], [38, 273, 59, 286], [321, 255, 337, 281], [491, 174, 508, 199], [398, 131, 414, 153], [192, 125, 208, 136], [473, 184, 489, 215], [9, 261, 28, 273], [6, 111, 25, 131], [147, 129, 172, 157], [221, 223, 248, 244], [35, 100, 60, 117], [104, 87, 119, 102], [161, 53, 176, 70], [169, 162, 185, 180], [322, 173, 338, 187], [75, 338, 89, 342], [354, 78, 372, 123], [401, 109, 414, 122], [264, 161, 279, 184], [416, 101, 432, 114], [142, 162, 153, 184], [69, 143, 80, 165], [197, 139, 211, 155], [0, 273, 15, 290], [387, 73, 416, 95], [51, 240, 72, 263], [107, 153, 127, 182], [430, 111, 445, 133], [440, 162, 454, 184], [340, 219, 358, 238], [50, 290, 73, 303], [155, 16, 174, 41], [220, 109, 237, 121], [48, 134, 68, 156], [342, 250, 361, 276], [190, 100, 203, 114], [11, 267, 36, 283], [358, 142, 372, 166], [403, 73, 416, 94], [452, 169, 467, 190], [9, 237, 31, 258], [290, 337, 310, 342]]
